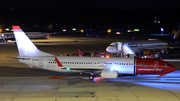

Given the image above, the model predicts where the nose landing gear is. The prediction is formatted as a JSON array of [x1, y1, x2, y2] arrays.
[[157, 74, 166, 80], [157, 76, 160, 80]]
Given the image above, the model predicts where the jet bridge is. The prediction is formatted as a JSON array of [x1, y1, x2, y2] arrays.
[[122, 43, 135, 54], [115, 42, 135, 57], [106, 42, 135, 57]]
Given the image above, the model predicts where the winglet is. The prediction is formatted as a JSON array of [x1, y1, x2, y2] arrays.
[[55, 57, 63, 67], [12, 26, 22, 30], [172, 24, 180, 39], [78, 48, 83, 56]]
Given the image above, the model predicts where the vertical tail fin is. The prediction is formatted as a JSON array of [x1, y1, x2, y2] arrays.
[[12, 26, 54, 57], [44, 20, 53, 32], [172, 24, 180, 39]]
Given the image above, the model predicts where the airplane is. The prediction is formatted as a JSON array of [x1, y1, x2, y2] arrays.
[[0, 21, 54, 43], [10, 25, 177, 81], [106, 24, 180, 56]]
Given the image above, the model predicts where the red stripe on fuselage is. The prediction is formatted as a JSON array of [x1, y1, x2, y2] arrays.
[[135, 58, 176, 74], [55, 57, 63, 67]]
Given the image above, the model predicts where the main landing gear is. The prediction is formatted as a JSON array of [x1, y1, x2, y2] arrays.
[[89, 73, 96, 81]]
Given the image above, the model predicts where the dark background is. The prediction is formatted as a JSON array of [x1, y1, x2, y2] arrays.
[[0, 0, 180, 35]]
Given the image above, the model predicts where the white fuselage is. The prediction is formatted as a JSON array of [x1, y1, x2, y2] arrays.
[[19, 56, 135, 74], [129, 40, 168, 53], [106, 40, 168, 54]]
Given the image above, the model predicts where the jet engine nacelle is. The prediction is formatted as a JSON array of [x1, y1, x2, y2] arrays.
[[100, 70, 118, 79]]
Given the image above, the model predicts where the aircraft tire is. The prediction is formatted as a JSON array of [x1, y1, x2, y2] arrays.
[[89, 75, 94, 80]]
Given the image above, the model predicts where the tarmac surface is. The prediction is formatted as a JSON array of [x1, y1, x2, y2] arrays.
[[1, 34, 180, 101]]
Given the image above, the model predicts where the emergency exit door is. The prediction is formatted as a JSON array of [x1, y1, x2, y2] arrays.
[[39, 59, 43, 67]]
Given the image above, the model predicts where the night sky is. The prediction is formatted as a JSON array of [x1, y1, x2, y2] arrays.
[[1, 0, 180, 10], [1, 0, 180, 34]]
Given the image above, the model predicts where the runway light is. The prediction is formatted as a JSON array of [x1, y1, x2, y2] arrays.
[[62, 29, 66, 32], [80, 29, 84, 32], [5, 28, 10, 31], [134, 29, 139, 31], [107, 29, 111, 33], [72, 28, 76, 31], [127, 30, 131, 32], [116, 32, 120, 34]]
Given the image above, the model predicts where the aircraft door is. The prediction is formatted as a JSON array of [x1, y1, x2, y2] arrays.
[[154, 61, 159, 72], [39, 59, 43, 67], [117, 42, 123, 51], [99, 62, 106, 67]]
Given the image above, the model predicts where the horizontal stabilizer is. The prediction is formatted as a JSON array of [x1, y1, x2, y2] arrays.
[[6, 56, 30, 60]]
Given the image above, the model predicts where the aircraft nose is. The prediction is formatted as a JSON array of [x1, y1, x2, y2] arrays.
[[106, 47, 112, 52], [169, 65, 177, 72]]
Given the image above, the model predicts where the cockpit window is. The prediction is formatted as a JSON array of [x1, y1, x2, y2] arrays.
[[163, 63, 170, 66], [110, 45, 116, 47]]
